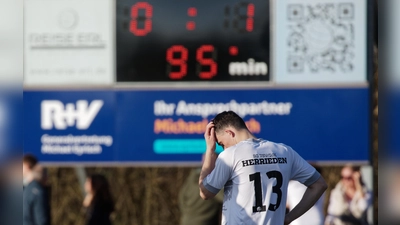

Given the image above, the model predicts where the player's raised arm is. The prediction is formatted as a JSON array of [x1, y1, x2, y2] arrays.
[[284, 176, 327, 225], [199, 121, 218, 200]]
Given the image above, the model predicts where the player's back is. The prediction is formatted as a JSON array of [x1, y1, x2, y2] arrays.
[[218, 138, 315, 225]]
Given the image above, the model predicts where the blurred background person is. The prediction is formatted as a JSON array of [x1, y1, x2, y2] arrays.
[[286, 163, 325, 225], [83, 174, 115, 225], [0, 154, 23, 225], [379, 163, 400, 224], [23, 154, 51, 225], [325, 165, 372, 225], [179, 154, 223, 225]]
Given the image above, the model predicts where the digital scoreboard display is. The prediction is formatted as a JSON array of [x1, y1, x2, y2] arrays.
[[116, 0, 270, 82]]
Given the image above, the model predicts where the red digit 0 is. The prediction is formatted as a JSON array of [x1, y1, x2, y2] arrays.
[[130, 2, 152, 36], [196, 45, 217, 79], [166, 45, 188, 79]]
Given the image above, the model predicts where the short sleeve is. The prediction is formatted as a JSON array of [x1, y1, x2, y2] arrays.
[[202, 151, 233, 194], [287, 145, 320, 186]]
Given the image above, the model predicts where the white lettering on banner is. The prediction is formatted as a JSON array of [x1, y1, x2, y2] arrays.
[[154, 100, 176, 116], [40, 134, 112, 156], [41, 100, 103, 130], [41, 144, 102, 155], [41, 134, 113, 146], [173, 100, 293, 118]]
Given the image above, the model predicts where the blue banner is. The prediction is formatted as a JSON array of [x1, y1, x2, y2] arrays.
[[24, 88, 370, 164], [24, 91, 115, 163]]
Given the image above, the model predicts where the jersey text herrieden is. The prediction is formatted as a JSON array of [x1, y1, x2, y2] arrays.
[[241, 157, 287, 167]]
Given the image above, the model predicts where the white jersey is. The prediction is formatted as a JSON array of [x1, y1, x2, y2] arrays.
[[287, 180, 325, 225], [203, 138, 320, 225]]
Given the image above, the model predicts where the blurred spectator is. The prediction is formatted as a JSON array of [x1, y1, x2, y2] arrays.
[[380, 163, 400, 224], [0, 155, 23, 225], [83, 174, 114, 225], [179, 155, 223, 225], [387, 167, 400, 218], [286, 164, 325, 225], [325, 165, 372, 225], [23, 154, 51, 225]]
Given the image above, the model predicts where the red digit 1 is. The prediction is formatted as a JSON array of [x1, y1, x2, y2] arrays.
[[196, 45, 217, 79], [130, 2, 152, 36], [232, 2, 254, 33], [166, 45, 188, 79], [247, 3, 254, 32]]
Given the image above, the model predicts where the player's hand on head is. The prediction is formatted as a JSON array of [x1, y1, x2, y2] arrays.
[[204, 121, 216, 151]]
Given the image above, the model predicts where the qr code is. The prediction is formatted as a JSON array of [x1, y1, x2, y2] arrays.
[[286, 3, 355, 73]]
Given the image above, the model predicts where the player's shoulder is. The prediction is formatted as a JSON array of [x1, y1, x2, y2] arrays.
[[220, 138, 256, 155], [225, 139, 293, 153], [218, 144, 237, 157], [261, 140, 294, 152], [260, 141, 299, 161], [217, 141, 245, 161]]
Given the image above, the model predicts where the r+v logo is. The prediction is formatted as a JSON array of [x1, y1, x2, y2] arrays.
[[41, 100, 103, 130]]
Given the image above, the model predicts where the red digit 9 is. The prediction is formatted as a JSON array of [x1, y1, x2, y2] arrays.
[[166, 45, 188, 79]]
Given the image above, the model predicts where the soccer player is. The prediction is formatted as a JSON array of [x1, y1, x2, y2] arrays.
[[199, 111, 327, 225]]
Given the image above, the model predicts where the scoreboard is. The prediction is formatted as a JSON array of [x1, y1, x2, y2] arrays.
[[116, 0, 270, 82], [23, 0, 374, 165]]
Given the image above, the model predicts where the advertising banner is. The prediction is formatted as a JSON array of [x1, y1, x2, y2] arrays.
[[24, 91, 115, 163], [24, 0, 114, 86], [24, 88, 370, 164]]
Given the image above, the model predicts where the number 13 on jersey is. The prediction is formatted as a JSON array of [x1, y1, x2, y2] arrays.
[[249, 171, 283, 213]]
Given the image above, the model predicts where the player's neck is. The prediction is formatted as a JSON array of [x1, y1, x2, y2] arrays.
[[235, 130, 257, 143]]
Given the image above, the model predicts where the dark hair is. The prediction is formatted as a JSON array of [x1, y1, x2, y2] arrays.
[[23, 154, 38, 169], [87, 174, 114, 212], [343, 164, 365, 186], [213, 111, 248, 133]]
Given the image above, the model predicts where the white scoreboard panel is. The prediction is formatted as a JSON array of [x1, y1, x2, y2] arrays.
[[24, 0, 114, 86]]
